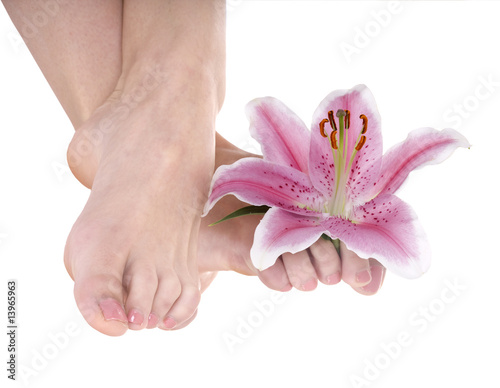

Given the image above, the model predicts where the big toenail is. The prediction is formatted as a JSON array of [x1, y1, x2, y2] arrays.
[[147, 313, 159, 329], [355, 269, 372, 284], [99, 299, 128, 323], [128, 309, 144, 325], [163, 316, 177, 329]]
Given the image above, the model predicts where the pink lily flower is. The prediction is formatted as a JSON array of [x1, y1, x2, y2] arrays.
[[205, 85, 470, 278]]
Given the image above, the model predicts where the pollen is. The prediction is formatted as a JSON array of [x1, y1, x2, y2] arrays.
[[328, 110, 338, 132], [330, 130, 338, 150], [355, 135, 367, 151], [319, 118, 329, 137], [359, 114, 368, 134]]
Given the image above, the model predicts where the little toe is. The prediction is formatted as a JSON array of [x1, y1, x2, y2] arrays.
[[308, 238, 342, 285], [282, 251, 318, 291], [257, 257, 293, 292], [340, 241, 372, 289], [123, 263, 158, 330], [150, 270, 182, 329], [158, 280, 200, 330]]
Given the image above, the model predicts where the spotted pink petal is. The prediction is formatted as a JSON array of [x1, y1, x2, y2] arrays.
[[246, 97, 310, 173], [250, 207, 326, 270], [309, 85, 383, 205], [204, 158, 324, 216], [322, 194, 430, 278], [370, 127, 471, 197]]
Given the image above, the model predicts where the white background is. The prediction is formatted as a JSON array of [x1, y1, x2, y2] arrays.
[[1, 1, 498, 387]]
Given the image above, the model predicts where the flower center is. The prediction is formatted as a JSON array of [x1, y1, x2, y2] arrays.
[[319, 109, 368, 217]]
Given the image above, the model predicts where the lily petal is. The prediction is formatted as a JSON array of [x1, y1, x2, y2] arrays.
[[309, 85, 383, 205], [371, 128, 471, 197], [204, 158, 324, 216], [323, 195, 430, 278], [246, 97, 310, 173], [250, 207, 326, 270]]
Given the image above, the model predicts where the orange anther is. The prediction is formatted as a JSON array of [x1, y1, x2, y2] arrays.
[[328, 110, 338, 132], [359, 114, 368, 134], [319, 118, 329, 137], [355, 135, 366, 151], [330, 130, 338, 150]]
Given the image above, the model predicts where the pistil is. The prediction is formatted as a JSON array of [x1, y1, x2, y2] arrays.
[[318, 109, 369, 218]]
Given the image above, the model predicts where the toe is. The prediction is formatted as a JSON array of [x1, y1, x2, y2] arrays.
[[340, 242, 386, 295], [150, 269, 182, 329], [282, 251, 318, 291], [159, 281, 201, 330], [257, 257, 293, 292], [123, 260, 158, 330], [73, 273, 129, 336], [308, 238, 342, 285], [353, 260, 386, 296], [171, 310, 198, 331]]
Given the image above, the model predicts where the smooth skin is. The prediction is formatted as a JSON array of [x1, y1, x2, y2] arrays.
[[2, 0, 385, 336]]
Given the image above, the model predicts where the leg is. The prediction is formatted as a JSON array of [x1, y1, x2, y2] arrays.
[[64, 0, 225, 334], [3, 1, 383, 338], [1, 0, 123, 128], [3, 0, 224, 335]]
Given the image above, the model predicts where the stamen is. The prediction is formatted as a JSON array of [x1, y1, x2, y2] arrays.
[[319, 119, 329, 137], [328, 110, 338, 132], [330, 130, 338, 150], [355, 135, 366, 151], [345, 110, 350, 129], [359, 114, 368, 134]]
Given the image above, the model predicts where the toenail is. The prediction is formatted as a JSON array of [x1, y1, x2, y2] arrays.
[[355, 269, 372, 285], [147, 313, 159, 329], [99, 299, 128, 323], [128, 309, 144, 325], [326, 272, 341, 285], [281, 284, 293, 292], [361, 265, 386, 294], [163, 316, 177, 330]]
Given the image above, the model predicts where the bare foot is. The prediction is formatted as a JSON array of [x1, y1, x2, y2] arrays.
[[64, 71, 216, 336], [199, 136, 387, 295]]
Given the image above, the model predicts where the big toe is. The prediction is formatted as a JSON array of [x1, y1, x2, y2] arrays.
[[73, 274, 129, 336]]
